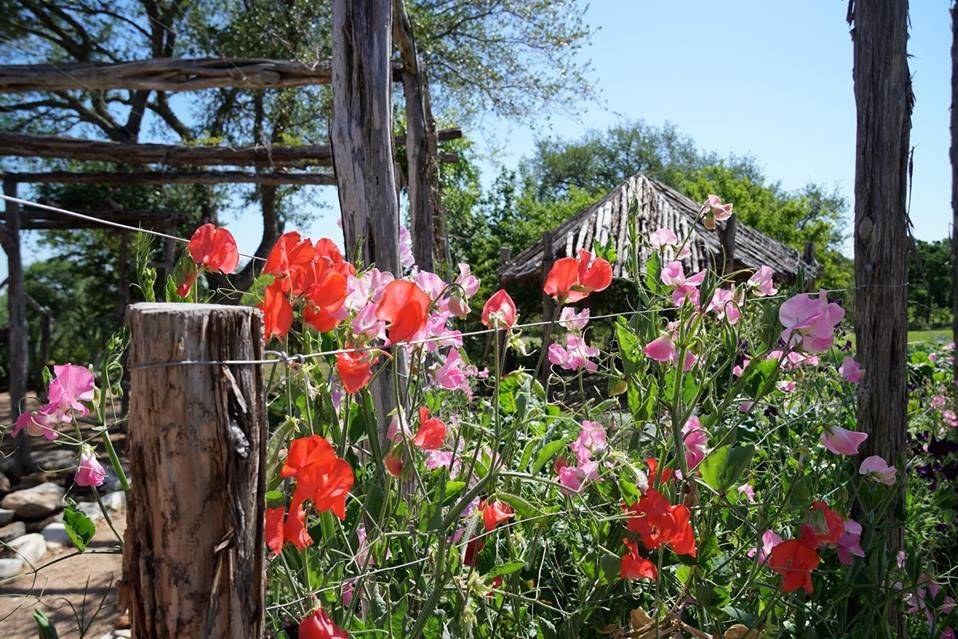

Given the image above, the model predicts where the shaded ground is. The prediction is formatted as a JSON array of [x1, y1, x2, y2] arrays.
[[0, 516, 124, 638]]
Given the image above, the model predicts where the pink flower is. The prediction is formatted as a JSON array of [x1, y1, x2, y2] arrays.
[[74, 445, 106, 487], [701, 194, 733, 230], [557, 460, 599, 495], [943, 410, 958, 428], [779, 292, 845, 352], [559, 307, 590, 332], [399, 226, 415, 268], [931, 394, 948, 410], [352, 302, 387, 340], [412, 269, 446, 300], [748, 529, 783, 564], [738, 483, 756, 503], [661, 261, 705, 307], [47, 364, 95, 420], [649, 227, 679, 249], [12, 410, 58, 440], [929, 353, 939, 363], [739, 401, 754, 413], [776, 380, 797, 394], [644, 334, 676, 362], [548, 334, 599, 372], [682, 416, 709, 470], [433, 349, 472, 396], [840, 357, 864, 384], [821, 425, 868, 456], [570, 420, 607, 464], [454, 263, 480, 298], [707, 288, 742, 324], [859, 455, 896, 486], [837, 518, 865, 566], [747, 266, 778, 297]]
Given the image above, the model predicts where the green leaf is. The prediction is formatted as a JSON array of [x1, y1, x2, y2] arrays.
[[33, 610, 59, 639], [700, 445, 755, 493], [498, 492, 537, 519], [531, 436, 574, 474], [63, 506, 96, 552], [488, 560, 526, 578], [644, 253, 662, 294]]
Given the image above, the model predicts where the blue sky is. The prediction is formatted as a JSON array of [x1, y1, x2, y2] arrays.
[[5, 0, 954, 280]]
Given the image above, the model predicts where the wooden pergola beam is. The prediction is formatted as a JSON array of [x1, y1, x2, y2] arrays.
[[20, 206, 182, 230], [5, 169, 336, 186], [0, 58, 404, 93], [0, 128, 462, 168]]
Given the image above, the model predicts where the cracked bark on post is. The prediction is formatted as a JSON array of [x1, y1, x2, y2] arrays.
[[123, 303, 266, 638], [951, 2, 958, 384]]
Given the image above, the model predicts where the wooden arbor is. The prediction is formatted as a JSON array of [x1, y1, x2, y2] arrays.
[[0, 18, 457, 479]]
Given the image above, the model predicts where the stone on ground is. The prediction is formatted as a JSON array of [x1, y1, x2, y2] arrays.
[[0, 557, 23, 579], [41, 522, 72, 549], [8, 533, 47, 567], [0, 521, 26, 542], [0, 482, 64, 519], [0, 508, 14, 525]]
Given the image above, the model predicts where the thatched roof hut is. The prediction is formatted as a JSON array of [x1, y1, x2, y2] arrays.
[[498, 173, 816, 285]]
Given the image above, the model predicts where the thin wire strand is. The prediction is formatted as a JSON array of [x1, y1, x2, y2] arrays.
[[2, 193, 910, 370]]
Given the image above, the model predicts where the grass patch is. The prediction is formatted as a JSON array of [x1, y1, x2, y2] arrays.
[[908, 328, 953, 345]]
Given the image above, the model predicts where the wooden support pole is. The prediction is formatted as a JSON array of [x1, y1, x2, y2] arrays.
[[802, 241, 818, 291], [123, 303, 266, 638], [718, 217, 737, 276], [848, 0, 911, 632], [5, 169, 337, 187], [332, 0, 402, 439], [539, 231, 555, 384], [2, 178, 34, 476]]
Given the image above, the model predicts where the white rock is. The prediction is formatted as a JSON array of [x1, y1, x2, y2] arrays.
[[102, 490, 126, 512], [0, 508, 14, 525], [114, 631, 132, 638], [9, 533, 47, 567], [0, 557, 23, 579], [0, 482, 64, 519], [77, 501, 104, 522], [41, 522, 72, 549]]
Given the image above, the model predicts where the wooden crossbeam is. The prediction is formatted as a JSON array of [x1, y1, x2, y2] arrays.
[[0, 128, 462, 167], [20, 206, 182, 230], [5, 169, 336, 186], [0, 58, 403, 93]]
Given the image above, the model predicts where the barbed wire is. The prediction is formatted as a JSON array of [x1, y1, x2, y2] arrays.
[[2, 192, 912, 371]]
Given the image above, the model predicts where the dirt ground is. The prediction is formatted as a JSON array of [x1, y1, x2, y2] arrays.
[[0, 516, 125, 638]]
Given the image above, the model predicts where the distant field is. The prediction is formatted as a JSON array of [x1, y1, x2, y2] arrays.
[[908, 328, 953, 344]]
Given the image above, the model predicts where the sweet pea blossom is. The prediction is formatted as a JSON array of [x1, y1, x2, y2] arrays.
[[660, 261, 706, 307], [558, 307, 590, 332], [748, 529, 783, 564], [432, 348, 475, 397], [747, 265, 778, 297], [643, 334, 697, 371], [399, 226, 415, 269], [707, 288, 742, 325], [12, 364, 96, 441], [779, 292, 845, 352], [837, 518, 865, 566], [681, 416, 709, 470], [821, 425, 869, 456], [648, 227, 691, 259], [701, 194, 733, 230], [943, 410, 958, 428], [840, 357, 864, 384], [931, 394, 948, 410], [570, 420, 607, 464], [738, 483, 756, 503], [859, 455, 897, 486], [74, 445, 106, 488], [547, 334, 599, 372], [481, 289, 517, 328], [776, 380, 797, 394]]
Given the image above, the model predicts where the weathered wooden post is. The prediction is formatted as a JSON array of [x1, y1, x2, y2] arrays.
[[848, 0, 911, 633], [123, 303, 266, 638], [539, 231, 555, 384], [1, 178, 34, 476], [951, 1, 958, 383], [717, 217, 737, 276]]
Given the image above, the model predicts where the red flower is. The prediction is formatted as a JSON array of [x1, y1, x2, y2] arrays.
[[299, 607, 348, 639], [282, 435, 335, 479], [645, 457, 674, 486], [187, 223, 239, 274], [807, 501, 844, 548], [413, 406, 447, 450], [384, 448, 404, 477], [624, 487, 696, 558], [481, 289, 517, 328], [543, 250, 612, 303], [480, 499, 514, 532], [768, 538, 820, 593], [265, 506, 285, 555], [283, 498, 313, 550], [375, 280, 431, 344], [281, 436, 354, 520], [620, 539, 658, 581], [336, 351, 374, 394], [261, 280, 293, 340], [464, 537, 485, 566], [264, 232, 314, 283], [176, 269, 198, 298]]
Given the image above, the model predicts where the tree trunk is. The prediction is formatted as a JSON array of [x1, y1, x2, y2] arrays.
[[332, 0, 401, 439], [393, 0, 441, 273], [951, 1, 958, 383], [848, 0, 912, 633], [123, 303, 266, 638], [3, 179, 34, 477]]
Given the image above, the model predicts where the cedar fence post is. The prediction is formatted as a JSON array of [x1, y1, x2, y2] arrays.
[[123, 303, 266, 638], [951, 1, 958, 383], [718, 217, 736, 276]]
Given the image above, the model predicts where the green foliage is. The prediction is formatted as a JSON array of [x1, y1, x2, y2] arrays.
[[63, 504, 96, 552], [908, 237, 953, 330]]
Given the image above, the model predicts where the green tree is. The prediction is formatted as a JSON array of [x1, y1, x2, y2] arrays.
[[908, 237, 952, 329]]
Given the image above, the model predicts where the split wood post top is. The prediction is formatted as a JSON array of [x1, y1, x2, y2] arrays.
[[123, 303, 266, 638]]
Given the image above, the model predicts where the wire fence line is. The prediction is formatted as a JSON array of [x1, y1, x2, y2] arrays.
[[2, 193, 910, 370]]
